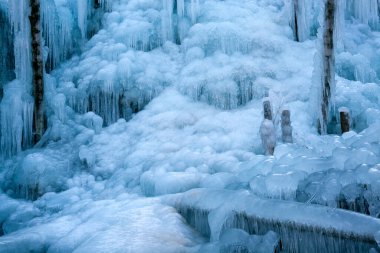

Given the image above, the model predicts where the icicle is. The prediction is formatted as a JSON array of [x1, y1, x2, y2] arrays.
[[177, 0, 185, 17], [346, 0, 379, 27], [88, 85, 121, 126], [290, 0, 312, 41], [52, 93, 66, 123], [0, 1, 15, 85], [98, 0, 112, 12], [77, 0, 88, 39], [334, 0, 345, 52], [21, 93, 34, 149], [162, 0, 175, 42], [0, 81, 34, 157], [190, 0, 199, 24], [9, 0, 33, 89], [160, 0, 200, 44], [41, 0, 76, 70], [169, 189, 380, 253]]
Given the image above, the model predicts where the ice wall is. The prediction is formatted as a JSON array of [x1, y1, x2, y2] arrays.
[[9, 0, 33, 88], [0, 0, 112, 158], [54, 0, 187, 126], [288, 0, 379, 42]]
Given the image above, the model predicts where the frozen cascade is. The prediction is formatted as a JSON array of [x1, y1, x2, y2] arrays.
[[0, 0, 380, 251], [288, 0, 350, 42], [0, 0, 34, 158], [59, 0, 286, 121], [77, 0, 88, 40], [63, 80, 165, 127], [8, 0, 112, 72], [0, 81, 34, 157], [346, 0, 379, 28], [162, 0, 199, 44], [42, 0, 113, 70], [162, 0, 175, 42], [77, 0, 112, 39], [62, 62, 169, 126], [9, 0, 33, 88], [288, 0, 319, 41], [0, 1, 15, 87], [0, 0, 112, 157], [165, 189, 380, 253]]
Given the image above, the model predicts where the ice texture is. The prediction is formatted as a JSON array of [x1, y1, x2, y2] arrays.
[[0, 0, 380, 252], [0, 0, 111, 157]]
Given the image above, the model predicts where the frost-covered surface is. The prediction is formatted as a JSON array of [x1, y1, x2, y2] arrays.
[[0, 0, 380, 252]]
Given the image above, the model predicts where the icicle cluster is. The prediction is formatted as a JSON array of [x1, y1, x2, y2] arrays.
[[0, 81, 34, 157], [9, 0, 33, 88], [0, 0, 112, 158], [179, 67, 264, 110], [0, 0, 34, 158], [162, 0, 199, 44], [63, 73, 166, 126], [346, 0, 379, 28], [42, 0, 112, 70], [288, 0, 320, 41]]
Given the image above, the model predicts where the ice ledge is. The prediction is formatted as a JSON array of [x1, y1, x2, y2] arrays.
[[163, 188, 380, 253]]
